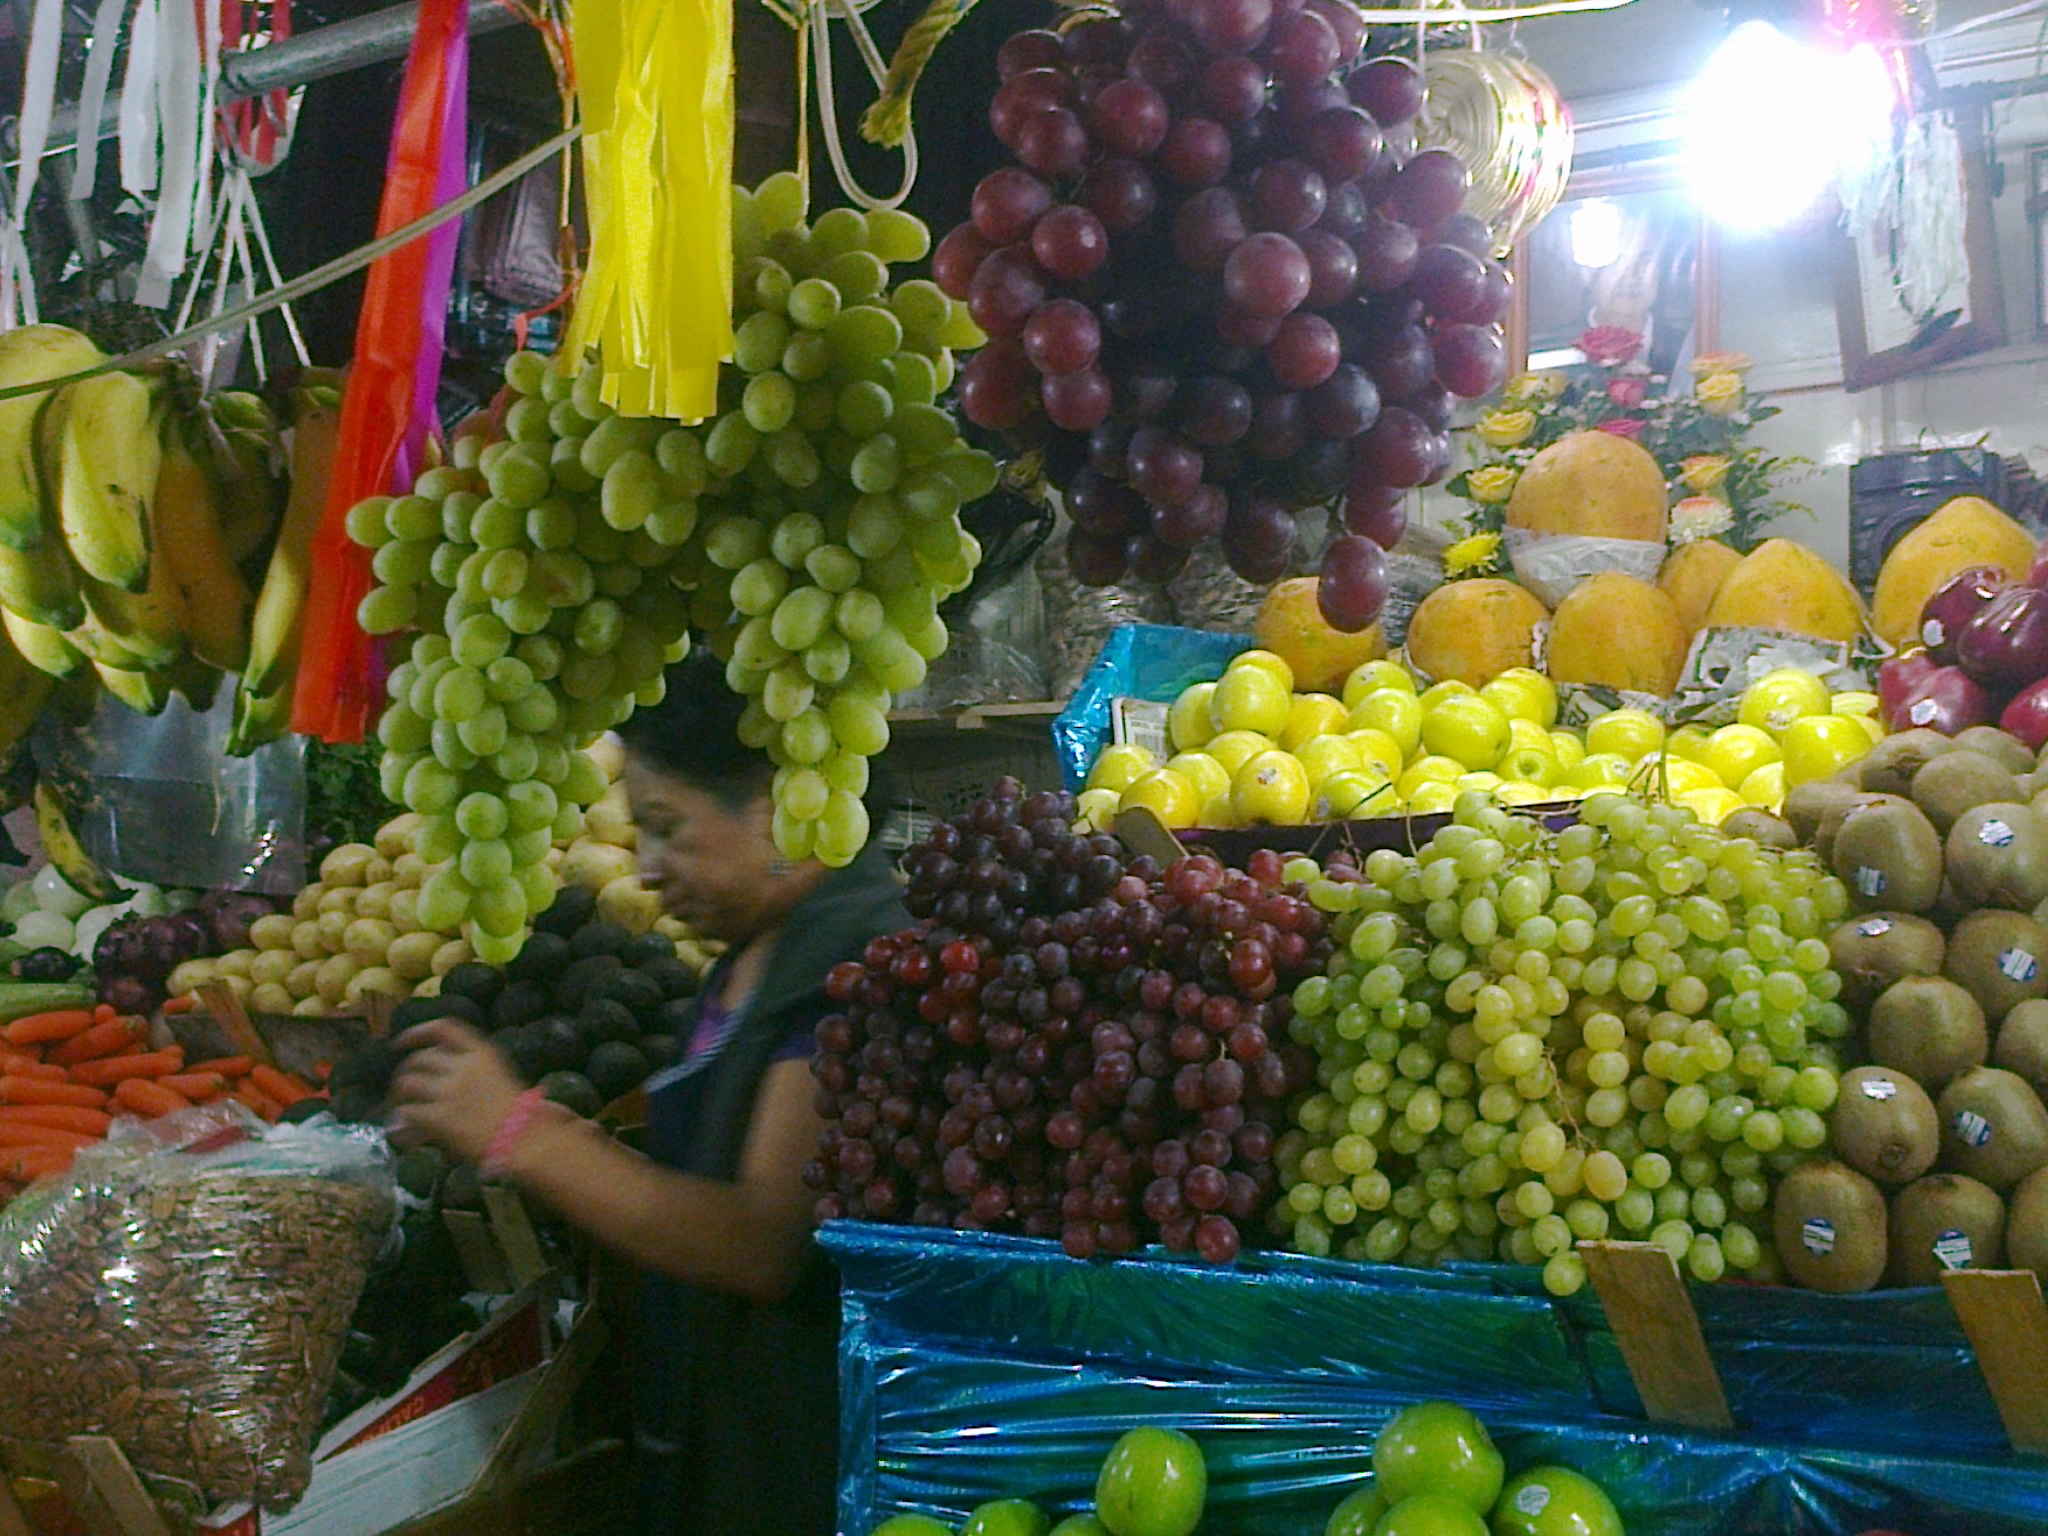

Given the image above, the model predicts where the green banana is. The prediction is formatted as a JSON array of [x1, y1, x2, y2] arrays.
[[0, 620, 53, 767], [41, 371, 159, 591], [0, 605, 82, 677], [226, 684, 291, 756], [240, 401, 337, 697], [31, 778, 118, 902], [0, 324, 103, 551], [0, 534, 83, 630], [92, 659, 169, 715]]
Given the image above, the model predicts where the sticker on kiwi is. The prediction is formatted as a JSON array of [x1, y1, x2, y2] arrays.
[[1861, 1076, 1897, 1100], [1979, 818, 2017, 849], [1802, 1217, 1836, 1256], [1855, 917, 1894, 938], [1998, 947, 2040, 984], [1934, 1229, 1974, 1269], [1514, 1486, 1551, 1517], [1954, 1109, 1994, 1147], [1852, 866, 1887, 897]]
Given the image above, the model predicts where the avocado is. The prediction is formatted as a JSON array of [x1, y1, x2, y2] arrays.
[[392, 996, 446, 1032], [570, 920, 632, 960], [396, 1145, 452, 1199], [624, 932, 676, 968], [552, 954, 624, 1010], [432, 995, 485, 1031], [327, 1086, 382, 1124], [490, 980, 549, 1032], [540, 1071, 603, 1118], [656, 997, 699, 1038], [496, 1024, 544, 1080], [279, 1097, 331, 1124], [536, 886, 597, 937], [507, 930, 573, 986], [440, 1161, 485, 1212], [577, 998, 639, 1046], [535, 1015, 585, 1075], [599, 968, 664, 1018], [639, 955, 701, 1001], [586, 1041, 652, 1100], [639, 1033, 677, 1066], [440, 961, 504, 1006]]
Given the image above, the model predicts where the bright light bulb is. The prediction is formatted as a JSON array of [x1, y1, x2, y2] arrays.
[[1683, 21, 1843, 229], [1569, 199, 1623, 269]]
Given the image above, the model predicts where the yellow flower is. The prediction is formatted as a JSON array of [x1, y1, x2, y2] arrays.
[[1690, 351, 1753, 377], [1696, 371, 1745, 418], [1503, 372, 1544, 404], [1680, 454, 1731, 495], [1467, 465, 1519, 504], [1478, 409, 1537, 449], [1670, 496, 1734, 544], [1443, 532, 1503, 578]]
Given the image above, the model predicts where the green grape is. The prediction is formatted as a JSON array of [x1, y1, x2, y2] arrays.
[[433, 666, 488, 724], [503, 350, 550, 396], [601, 451, 660, 532], [743, 372, 799, 435], [358, 584, 418, 635], [787, 277, 842, 330], [836, 379, 895, 438], [345, 497, 395, 548], [481, 549, 529, 601], [863, 207, 929, 263], [574, 598, 624, 656], [735, 311, 792, 373]]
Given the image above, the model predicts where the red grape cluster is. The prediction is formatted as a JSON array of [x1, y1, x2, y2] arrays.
[[805, 778, 1339, 1262], [936, 6, 1508, 630]]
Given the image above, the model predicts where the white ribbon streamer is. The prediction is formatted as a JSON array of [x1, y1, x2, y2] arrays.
[[69, 0, 133, 201], [1, 0, 68, 326], [135, 0, 205, 306], [119, 0, 161, 196]]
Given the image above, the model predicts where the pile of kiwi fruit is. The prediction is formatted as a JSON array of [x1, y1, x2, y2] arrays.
[[1752, 724, 2048, 1292]]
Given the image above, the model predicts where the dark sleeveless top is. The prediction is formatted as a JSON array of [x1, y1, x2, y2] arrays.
[[635, 845, 906, 1536]]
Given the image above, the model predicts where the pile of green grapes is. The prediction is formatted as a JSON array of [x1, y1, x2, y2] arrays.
[[1279, 790, 1851, 1295], [703, 172, 997, 865]]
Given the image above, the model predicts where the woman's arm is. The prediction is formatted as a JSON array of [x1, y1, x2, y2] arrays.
[[390, 1020, 827, 1304]]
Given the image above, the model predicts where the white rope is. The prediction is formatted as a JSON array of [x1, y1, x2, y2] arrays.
[[806, 0, 918, 210]]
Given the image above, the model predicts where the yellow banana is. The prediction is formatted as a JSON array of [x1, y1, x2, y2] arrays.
[[155, 419, 252, 671], [0, 533, 83, 629], [241, 402, 337, 697], [1, 605, 83, 677], [227, 684, 290, 755], [0, 324, 102, 550], [31, 778, 118, 901], [91, 659, 170, 715], [0, 621, 53, 763], [41, 370, 159, 591], [77, 551, 186, 671], [200, 392, 284, 567]]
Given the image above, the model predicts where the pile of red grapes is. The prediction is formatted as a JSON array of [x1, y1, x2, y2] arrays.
[[937, 4, 1509, 631], [805, 777, 1342, 1262]]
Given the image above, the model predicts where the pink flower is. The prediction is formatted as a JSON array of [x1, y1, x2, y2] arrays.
[[1577, 326, 1643, 366], [1605, 376, 1649, 410], [1596, 417, 1646, 440]]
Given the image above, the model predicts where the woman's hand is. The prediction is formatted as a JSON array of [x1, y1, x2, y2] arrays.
[[387, 1019, 526, 1163]]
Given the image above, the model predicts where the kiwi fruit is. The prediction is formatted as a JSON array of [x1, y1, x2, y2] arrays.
[[1834, 1065, 1940, 1185], [1937, 1066, 2048, 1189], [1784, 779, 1865, 846], [1868, 976, 1987, 1094], [2006, 1165, 2048, 1283], [1812, 789, 1887, 864], [1887, 1173, 2006, 1286], [1993, 998, 2048, 1102], [1945, 909, 2048, 1021], [1720, 808, 1796, 848], [1831, 796, 1945, 913], [1946, 802, 2048, 911], [1827, 913, 1945, 1012], [1773, 1160, 1889, 1293], [1856, 728, 1955, 796], [1935, 879, 1973, 929], [1953, 725, 2036, 775], [1910, 749, 2021, 835]]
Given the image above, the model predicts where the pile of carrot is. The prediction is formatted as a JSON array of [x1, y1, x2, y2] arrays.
[[0, 1005, 325, 1200]]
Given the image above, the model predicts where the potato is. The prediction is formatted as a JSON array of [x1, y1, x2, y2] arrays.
[[543, 847, 565, 872], [361, 855, 395, 888], [250, 912, 297, 952], [250, 949, 298, 987], [167, 958, 218, 995], [588, 732, 625, 780], [291, 922, 326, 961], [386, 930, 442, 982], [249, 981, 295, 1016], [214, 949, 254, 981], [355, 882, 395, 922], [388, 889, 421, 933], [563, 840, 638, 893], [291, 883, 326, 922], [411, 975, 443, 1000], [317, 886, 360, 918], [314, 954, 358, 1006], [344, 917, 398, 966], [586, 787, 636, 849], [222, 973, 255, 1001], [315, 909, 351, 954], [430, 938, 473, 976], [345, 966, 405, 1005], [286, 959, 323, 999], [392, 853, 427, 889], [375, 813, 420, 861], [598, 874, 660, 935], [291, 994, 331, 1018], [320, 843, 379, 888]]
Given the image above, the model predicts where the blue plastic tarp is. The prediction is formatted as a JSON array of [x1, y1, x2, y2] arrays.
[[1050, 624, 1250, 790]]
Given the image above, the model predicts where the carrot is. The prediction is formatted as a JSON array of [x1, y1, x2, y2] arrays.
[[114, 1080, 191, 1118], [230, 1084, 283, 1122], [48, 1016, 147, 1067], [250, 1064, 316, 1107], [1, 1058, 66, 1082], [157, 1073, 227, 1102], [161, 995, 196, 1017], [68, 1049, 184, 1088], [0, 1105, 111, 1136], [1, 1009, 95, 1047], [92, 1003, 115, 1024], [0, 1123, 96, 1151], [0, 1077, 107, 1109], [188, 1056, 255, 1078], [0, 1146, 72, 1181]]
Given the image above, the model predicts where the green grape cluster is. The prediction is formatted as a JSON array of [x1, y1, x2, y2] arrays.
[[1277, 789, 1851, 1296], [348, 349, 698, 965], [697, 172, 997, 865]]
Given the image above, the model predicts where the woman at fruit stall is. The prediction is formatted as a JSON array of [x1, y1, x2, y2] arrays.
[[388, 650, 908, 1536]]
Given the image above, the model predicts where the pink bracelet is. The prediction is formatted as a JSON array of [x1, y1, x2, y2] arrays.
[[480, 1086, 551, 1179]]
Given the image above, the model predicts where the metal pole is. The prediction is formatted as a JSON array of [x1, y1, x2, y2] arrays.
[[6, 0, 525, 158]]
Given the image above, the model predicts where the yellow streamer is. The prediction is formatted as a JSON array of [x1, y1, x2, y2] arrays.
[[563, 0, 735, 420]]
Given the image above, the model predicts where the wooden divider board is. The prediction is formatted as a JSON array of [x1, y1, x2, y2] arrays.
[[0, 1477, 30, 1536], [1581, 1241, 1733, 1430], [1942, 1268, 2048, 1455], [55, 1438, 172, 1536]]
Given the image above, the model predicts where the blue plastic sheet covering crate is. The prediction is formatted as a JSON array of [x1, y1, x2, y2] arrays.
[[1051, 624, 1250, 790], [825, 1225, 2048, 1535]]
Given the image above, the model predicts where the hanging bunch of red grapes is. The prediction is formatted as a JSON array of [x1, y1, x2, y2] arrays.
[[935, 2, 1509, 633]]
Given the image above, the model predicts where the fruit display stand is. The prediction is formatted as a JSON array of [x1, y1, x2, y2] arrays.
[[825, 1224, 2048, 1534]]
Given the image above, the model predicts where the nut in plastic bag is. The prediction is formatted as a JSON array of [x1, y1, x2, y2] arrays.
[[1503, 528, 1666, 608], [0, 1105, 395, 1510]]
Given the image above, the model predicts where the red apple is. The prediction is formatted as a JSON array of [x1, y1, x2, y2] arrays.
[[1958, 584, 2048, 687], [2001, 675, 2048, 750], [1877, 652, 1939, 728], [1894, 664, 1996, 735], [1920, 566, 2007, 664]]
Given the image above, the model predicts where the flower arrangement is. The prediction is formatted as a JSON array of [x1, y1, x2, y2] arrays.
[[1446, 328, 1809, 553]]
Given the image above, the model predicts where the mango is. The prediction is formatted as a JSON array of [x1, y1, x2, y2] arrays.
[[1253, 576, 1387, 694], [1871, 495, 2038, 645], [1547, 572, 1691, 696], [1705, 538, 1866, 644], [1405, 578, 1548, 686], [1505, 430, 1670, 543], [1657, 538, 1742, 635]]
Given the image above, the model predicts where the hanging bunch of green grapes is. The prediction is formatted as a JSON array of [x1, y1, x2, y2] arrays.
[[348, 349, 699, 964], [696, 173, 998, 866]]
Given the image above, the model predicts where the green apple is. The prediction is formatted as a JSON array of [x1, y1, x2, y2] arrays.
[[1372, 1402, 1504, 1513], [960, 1499, 1051, 1536], [1326, 1484, 1389, 1536], [1050, 1519, 1113, 1536], [1094, 1426, 1208, 1536], [1489, 1467, 1624, 1536], [868, 1519, 953, 1536], [1374, 1493, 1490, 1536]]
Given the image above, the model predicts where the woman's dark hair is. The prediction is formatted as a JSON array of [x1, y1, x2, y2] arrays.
[[617, 647, 899, 817]]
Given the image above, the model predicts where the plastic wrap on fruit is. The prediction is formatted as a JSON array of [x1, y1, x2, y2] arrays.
[[1502, 527, 1665, 609]]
